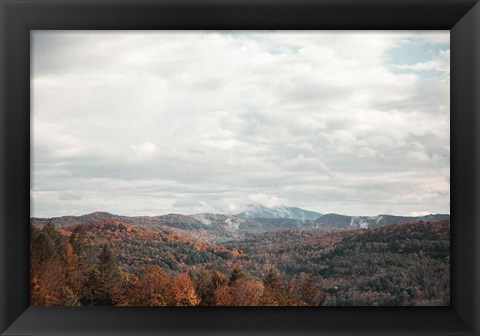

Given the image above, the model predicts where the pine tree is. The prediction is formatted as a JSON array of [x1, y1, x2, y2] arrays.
[[83, 245, 126, 305], [69, 226, 92, 295], [43, 220, 66, 255], [70, 226, 88, 257], [32, 231, 56, 264]]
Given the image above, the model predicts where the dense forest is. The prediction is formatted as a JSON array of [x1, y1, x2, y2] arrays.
[[30, 219, 450, 306]]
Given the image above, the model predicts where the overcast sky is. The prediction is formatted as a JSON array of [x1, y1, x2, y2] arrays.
[[31, 31, 450, 218]]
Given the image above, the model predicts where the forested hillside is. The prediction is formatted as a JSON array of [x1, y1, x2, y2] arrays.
[[227, 221, 449, 305], [30, 218, 450, 306], [60, 220, 240, 272], [31, 211, 450, 243]]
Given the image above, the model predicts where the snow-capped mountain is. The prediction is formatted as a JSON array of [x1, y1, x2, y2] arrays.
[[238, 204, 322, 220]]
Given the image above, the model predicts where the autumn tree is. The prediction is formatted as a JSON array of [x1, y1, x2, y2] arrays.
[[62, 243, 82, 298], [230, 279, 264, 306], [260, 268, 291, 306], [126, 265, 176, 306], [214, 285, 233, 306], [70, 225, 91, 261], [296, 276, 326, 306], [228, 265, 245, 286], [173, 274, 200, 306], [195, 269, 226, 306], [30, 226, 73, 306]]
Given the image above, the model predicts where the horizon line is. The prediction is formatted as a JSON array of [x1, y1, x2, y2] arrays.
[[30, 209, 451, 219]]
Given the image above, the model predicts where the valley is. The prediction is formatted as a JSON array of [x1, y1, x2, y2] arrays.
[[30, 206, 450, 306]]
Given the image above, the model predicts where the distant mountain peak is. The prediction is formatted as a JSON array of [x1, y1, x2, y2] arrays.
[[238, 204, 322, 220], [86, 211, 115, 217]]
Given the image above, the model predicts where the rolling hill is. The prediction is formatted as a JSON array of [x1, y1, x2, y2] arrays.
[[31, 215, 450, 306], [224, 220, 450, 305], [31, 209, 450, 243], [60, 220, 241, 273]]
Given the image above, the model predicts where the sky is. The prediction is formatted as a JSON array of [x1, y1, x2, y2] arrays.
[[31, 31, 450, 218]]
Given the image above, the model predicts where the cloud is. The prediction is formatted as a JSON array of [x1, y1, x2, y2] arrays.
[[393, 49, 450, 74], [31, 31, 450, 217], [58, 190, 83, 201], [131, 141, 158, 158], [411, 211, 432, 217], [246, 194, 284, 208]]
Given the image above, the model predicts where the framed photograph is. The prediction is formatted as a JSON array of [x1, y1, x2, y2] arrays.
[[1, 0, 479, 335]]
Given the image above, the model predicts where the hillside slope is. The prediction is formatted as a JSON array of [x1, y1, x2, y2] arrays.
[[226, 221, 450, 305], [63, 220, 241, 273], [33, 212, 264, 243]]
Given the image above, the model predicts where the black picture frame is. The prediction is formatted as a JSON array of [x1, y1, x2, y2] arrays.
[[1, 0, 479, 335]]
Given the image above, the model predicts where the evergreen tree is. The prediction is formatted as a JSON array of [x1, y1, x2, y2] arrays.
[[43, 220, 66, 255], [83, 245, 126, 305], [32, 231, 56, 264], [70, 226, 88, 257]]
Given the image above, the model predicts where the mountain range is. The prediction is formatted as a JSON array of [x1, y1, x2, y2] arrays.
[[239, 204, 322, 220], [31, 205, 450, 243], [30, 204, 451, 306]]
